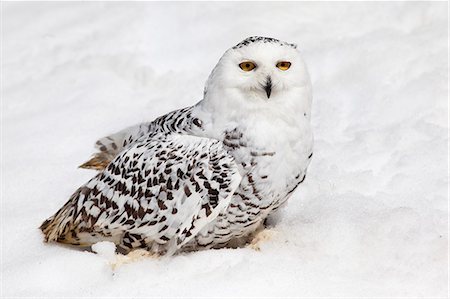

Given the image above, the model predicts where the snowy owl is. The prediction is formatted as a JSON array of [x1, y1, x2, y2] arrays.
[[40, 36, 313, 255]]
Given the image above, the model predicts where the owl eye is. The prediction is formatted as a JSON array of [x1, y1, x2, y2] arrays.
[[239, 61, 256, 72], [276, 61, 291, 71]]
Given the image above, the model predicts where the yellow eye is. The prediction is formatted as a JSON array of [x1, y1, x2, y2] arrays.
[[239, 61, 256, 71], [276, 61, 291, 71]]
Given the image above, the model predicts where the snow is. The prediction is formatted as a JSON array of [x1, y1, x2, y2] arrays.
[[2, 2, 448, 297]]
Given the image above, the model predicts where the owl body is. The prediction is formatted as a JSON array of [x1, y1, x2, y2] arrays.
[[40, 37, 313, 254]]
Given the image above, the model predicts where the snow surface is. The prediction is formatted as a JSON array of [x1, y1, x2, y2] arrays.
[[2, 2, 448, 297]]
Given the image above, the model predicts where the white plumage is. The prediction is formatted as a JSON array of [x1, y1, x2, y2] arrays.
[[40, 36, 313, 255]]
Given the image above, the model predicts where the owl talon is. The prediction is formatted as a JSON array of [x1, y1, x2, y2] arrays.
[[110, 249, 159, 270], [248, 228, 277, 251]]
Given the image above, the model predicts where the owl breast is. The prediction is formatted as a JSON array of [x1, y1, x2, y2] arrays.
[[187, 116, 313, 250]]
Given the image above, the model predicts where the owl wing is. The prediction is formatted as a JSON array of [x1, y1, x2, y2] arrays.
[[42, 132, 242, 253], [79, 106, 196, 171], [78, 122, 152, 170]]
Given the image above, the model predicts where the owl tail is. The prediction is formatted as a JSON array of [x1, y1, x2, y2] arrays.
[[40, 200, 78, 244], [39, 189, 88, 246], [78, 152, 114, 171]]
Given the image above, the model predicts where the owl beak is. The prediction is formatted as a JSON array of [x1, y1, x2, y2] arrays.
[[263, 77, 272, 99]]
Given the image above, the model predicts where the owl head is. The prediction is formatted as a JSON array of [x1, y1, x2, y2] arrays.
[[202, 36, 312, 118]]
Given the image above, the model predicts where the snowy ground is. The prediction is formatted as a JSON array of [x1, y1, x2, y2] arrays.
[[1, 2, 448, 298]]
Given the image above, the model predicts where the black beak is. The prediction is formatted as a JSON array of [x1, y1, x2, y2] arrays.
[[264, 76, 272, 99]]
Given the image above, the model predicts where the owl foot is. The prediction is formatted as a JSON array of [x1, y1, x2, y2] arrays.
[[248, 228, 277, 251], [110, 249, 159, 270]]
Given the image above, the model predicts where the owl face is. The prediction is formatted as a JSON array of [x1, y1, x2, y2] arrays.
[[207, 37, 311, 104]]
